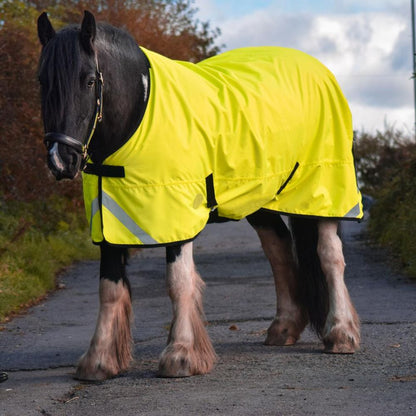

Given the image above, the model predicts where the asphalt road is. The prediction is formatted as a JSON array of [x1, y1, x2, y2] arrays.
[[1, 219, 416, 415]]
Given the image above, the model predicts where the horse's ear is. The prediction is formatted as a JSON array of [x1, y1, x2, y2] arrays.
[[38, 12, 56, 46], [80, 10, 96, 55]]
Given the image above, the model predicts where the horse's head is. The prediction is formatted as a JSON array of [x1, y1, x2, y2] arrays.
[[37, 11, 103, 180]]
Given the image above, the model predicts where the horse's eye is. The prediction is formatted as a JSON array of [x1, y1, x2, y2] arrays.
[[87, 78, 96, 89]]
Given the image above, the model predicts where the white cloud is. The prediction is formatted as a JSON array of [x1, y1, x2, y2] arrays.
[[307, 13, 412, 115], [194, 0, 414, 132], [193, 0, 219, 21], [350, 102, 414, 134]]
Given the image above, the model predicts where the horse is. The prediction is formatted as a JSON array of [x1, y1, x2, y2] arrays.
[[37, 11, 361, 380]]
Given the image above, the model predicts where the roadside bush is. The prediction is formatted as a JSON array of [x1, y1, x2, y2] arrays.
[[367, 158, 416, 276], [354, 128, 416, 277], [353, 128, 416, 197]]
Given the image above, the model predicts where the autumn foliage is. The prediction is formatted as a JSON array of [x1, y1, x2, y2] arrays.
[[0, 0, 221, 201]]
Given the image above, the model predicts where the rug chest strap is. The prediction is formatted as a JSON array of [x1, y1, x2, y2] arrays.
[[84, 164, 125, 178]]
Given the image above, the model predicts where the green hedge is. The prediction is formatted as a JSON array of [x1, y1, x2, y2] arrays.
[[367, 159, 416, 277], [354, 128, 416, 278]]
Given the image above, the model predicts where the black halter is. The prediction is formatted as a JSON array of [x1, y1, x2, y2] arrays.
[[44, 54, 104, 166]]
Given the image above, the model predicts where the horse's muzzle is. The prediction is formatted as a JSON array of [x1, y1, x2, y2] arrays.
[[44, 133, 84, 180]]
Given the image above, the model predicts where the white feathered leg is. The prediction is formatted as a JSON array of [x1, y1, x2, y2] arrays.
[[76, 278, 133, 380], [159, 242, 216, 377], [318, 220, 360, 353]]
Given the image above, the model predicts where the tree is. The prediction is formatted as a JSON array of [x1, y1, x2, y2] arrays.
[[0, 1, 70, 201], [31, 0, 222, 60]]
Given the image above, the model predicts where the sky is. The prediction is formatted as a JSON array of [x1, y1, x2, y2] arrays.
[[193, 0, 414, 133]]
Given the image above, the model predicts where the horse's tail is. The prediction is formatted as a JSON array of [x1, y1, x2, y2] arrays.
[[289, 217, 329, 337]]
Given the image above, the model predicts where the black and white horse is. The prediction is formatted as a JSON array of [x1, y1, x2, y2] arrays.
[[37, 11, 360, 380]]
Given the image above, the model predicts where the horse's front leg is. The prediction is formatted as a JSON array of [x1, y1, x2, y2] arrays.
[[159, 242, 216, 377], [317, 220, 360, 353], [75, 244, 133, 381]]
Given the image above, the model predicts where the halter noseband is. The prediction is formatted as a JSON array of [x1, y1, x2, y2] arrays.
[[44, 54, 104, 166]]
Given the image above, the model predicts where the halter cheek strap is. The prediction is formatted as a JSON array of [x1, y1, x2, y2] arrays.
[[84, 65, 104, 154]]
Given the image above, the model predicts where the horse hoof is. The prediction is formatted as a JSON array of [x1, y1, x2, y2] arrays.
[[323, 316, 360, 354], [158, 344, 214, 378], [158, 359, 193, 378], [159, 345, 198, 378], [324, 345, 355, 354], [74, 367, 113, 382], [323, 339, 358, 354], [74, 360, 119, 381], [264, 331, 298, 346], [263, 317, 306, 346], [323, 328, 360, 354], [75, 353, 121, 381]]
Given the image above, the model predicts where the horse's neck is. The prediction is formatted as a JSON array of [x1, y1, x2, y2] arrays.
[[90, 47, 150, 164]]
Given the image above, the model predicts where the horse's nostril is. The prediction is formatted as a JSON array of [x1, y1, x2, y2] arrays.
[[49, 142, 66, 172]]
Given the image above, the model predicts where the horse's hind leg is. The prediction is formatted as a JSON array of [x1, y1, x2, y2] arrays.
[[75, 244, 133, 381], [159, 242, 216, 377], [317, 220, 360, 353], [247, 210, 308, 346]]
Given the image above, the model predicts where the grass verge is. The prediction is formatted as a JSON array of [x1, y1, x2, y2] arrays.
[[0, 196, 99, 322]]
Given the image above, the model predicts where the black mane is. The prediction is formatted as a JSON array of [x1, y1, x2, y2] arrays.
[[38, 25, 81, 128]]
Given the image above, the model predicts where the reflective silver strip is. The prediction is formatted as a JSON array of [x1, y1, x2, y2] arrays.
[[90, 197, 100, 233], [344, 202, 362, 218], [102, 191, 158, 244]]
